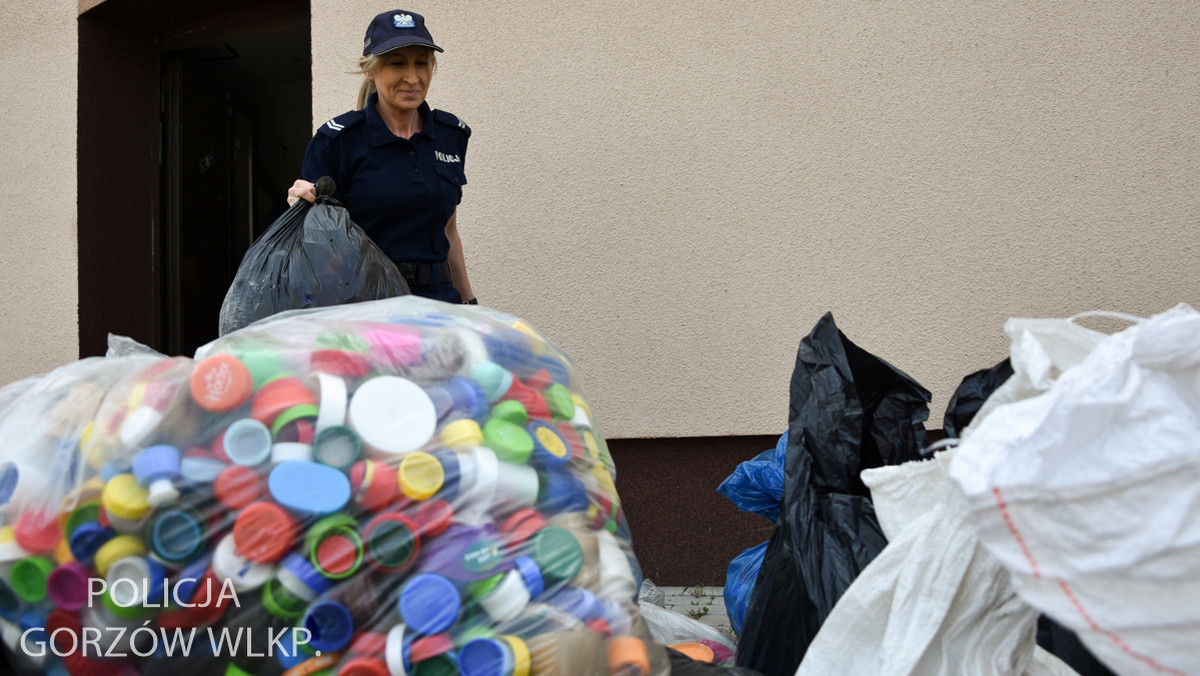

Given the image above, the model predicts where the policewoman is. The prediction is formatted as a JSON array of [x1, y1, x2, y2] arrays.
[[288, 9, 476, 304]]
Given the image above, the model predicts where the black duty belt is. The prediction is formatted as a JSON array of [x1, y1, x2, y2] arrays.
[[395, 261, 452, 287]]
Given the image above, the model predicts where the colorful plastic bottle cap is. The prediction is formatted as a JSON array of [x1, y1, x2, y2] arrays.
[[500, 636, 531, 676], [570, 394, 593, 426], [223, 418, 273, 466], [92, 534, 146, 579], [214, 465, 265, 510], [429, 450, 461, 502], [132, 444, 182, 507], [365, 326, 422, 366], [469, 361, 512, 403], [212, 533, 273, 591], [10, 556, 54, 602], [398, 452, 444, 501], [119, 406, 164, 448], [669, 642, 715, 663], [314, 426, 362, 469], [512, 556, 544, 598], [181, 447, 228, 483], [46, 561, 91, 611], [64, 503, 101, 541], [272, 404, 320, 439], [481, 419, 533, 464], [305, 372, 348, 433], [385, 624, 410, 676], [14, 509, 63, 554], [399, 574, 461, 635], [607, 637, 650, 676], [339, 656, 391, 676], [526, 527, 582, 585], [500, 510, 546, 549], [489, 400, 528, 427], [251, 383, 318, 428], [546, 587, 600, 622], [269, 461, 351, 517], [478, 570, 531, 623], [191, 354, 253, 412], [459, 637, 513, 676], [277, 418, 317, 445], [347, 376, 436, 455], [493, 463, 539, 512], [303, 600, 354, 653], [408, 633, 454, 662], [536, 470, 588, 515], [262, 578, 308, 621], [106, 556, 166, 610], [413, 500, 454, 538], [500, 380, 549, 421], [580, 429, 602, 461], [278, 552, 333, 602], [311, 349, 371, 378], [148, 507, 207, 565], [0, 462, 50, 512], [273, 442, 315, 464], [314, 532, 362, 579], [411, 653, 458, 676], [526, 421, 570, 469], [362, 513, 420, 573], [68, 522, 113, 566], [234, 502, 296, 563], [439, 418, 483, 448], [542, 384, 575, 421], [349, 460, 399, 512]]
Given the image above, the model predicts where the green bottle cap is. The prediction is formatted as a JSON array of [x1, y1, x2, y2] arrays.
[[10, 556, 55, 603], [544, 384, 576, 420], [489, 400, 528, 426], [65, 502, 102, 539], [482, 419, 534, 464], [527, 526, 582, 584]]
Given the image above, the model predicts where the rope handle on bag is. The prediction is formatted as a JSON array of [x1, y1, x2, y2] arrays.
[[1066, 310, 1146, 329]]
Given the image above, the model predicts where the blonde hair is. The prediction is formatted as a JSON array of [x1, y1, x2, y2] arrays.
[[355, 50, 438, 111]]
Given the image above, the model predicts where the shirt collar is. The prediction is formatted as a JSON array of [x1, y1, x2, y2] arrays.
[[364, 93, 434, 147]]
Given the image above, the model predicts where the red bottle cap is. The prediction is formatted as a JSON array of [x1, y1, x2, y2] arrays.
[[213, 465, 264, 510], [413, 499, 453, 538], [15, 509, 63, 554], [315, 534, 359, 577], [348, 632, 388, 657], [250, 383, 318, 427], [233, 501, 296, 563], [253, 376, 306, 401], [190, 354, 253, 413], [62, 651, 125, 676], [276, 418, 316, 445], [46, 608, 82, 652], [349, 459, 400, 512], [408, 633, 455, 662], [337, 656, 390, 676], [556, 423, 587, 461], [311, 349, 371, 378], [500, 508, 546, 547], [155, 569, 228, 629], [524, 369, 554, 390], [501, 379, 550, 420], [587, 618, 612, 636]]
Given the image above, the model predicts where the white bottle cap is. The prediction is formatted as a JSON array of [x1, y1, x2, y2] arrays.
[[105, 511, 149, 535], [306, 372, 348, 433], [120, 406, 163, 448], [386, 623, 410, 676], [347, 376, 436, 456], [456, 447, 499, 524], [145, 479, 180, 508], [212, 533, 273, 591], [223, 419, 273, 466], [478, 569, 532, 623], [595, 530, 638, 601], [494, 463, 539, 514], [271, 442, 315, 464]]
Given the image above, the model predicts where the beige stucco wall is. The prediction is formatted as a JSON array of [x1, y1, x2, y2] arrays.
[[314, 2, 1200, 438], [0, 1, 79, 384]]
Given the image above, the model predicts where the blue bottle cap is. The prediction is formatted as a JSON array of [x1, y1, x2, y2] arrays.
[[399, 573, 461, 635], [431, 449, 461, 502], [0, 463, 18, 508], [280, 552, 333, 599], [100, 460, 127, 482], [132, 444, 181, 483], [18, 607, 47, 644], [149, 507, 207, 564], [546, 586, 601, 622], [68, 521, 115, 565], [276, 628, 309, 670], [458, 637, 513, 676], [171, 553, 212, 605], [180, 451, 227, 484], [483, 331, 537, 377], [526, 421, 571, 469], [223, 418, 273, 466], [268, 461, 351, 516], [303, 600, 354, 653], [536, 469, 588, 514], [449, 376, 489, 422], [512, 556, 544, 598], [534, 355, 572, 387]]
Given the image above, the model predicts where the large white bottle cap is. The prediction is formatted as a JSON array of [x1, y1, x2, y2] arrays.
[[347, 376, 436, 455], [306, 372, 348, 433]]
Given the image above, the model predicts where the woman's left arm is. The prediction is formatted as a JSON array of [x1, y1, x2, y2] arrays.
[[445, 209, 475, 303]]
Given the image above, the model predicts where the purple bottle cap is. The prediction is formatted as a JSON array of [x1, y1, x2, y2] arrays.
[[46, 562, 91, 611], [398, 573, 461, 635], [417, 523, 507, 582]]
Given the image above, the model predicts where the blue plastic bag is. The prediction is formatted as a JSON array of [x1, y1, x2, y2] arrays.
[[724, 541, 769, 636]]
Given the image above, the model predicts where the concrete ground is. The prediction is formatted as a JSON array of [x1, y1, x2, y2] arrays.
[[657, 585, 735, 643]]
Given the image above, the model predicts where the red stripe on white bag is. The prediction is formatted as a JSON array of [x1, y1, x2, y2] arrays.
[[993, 487, 1188, 676]]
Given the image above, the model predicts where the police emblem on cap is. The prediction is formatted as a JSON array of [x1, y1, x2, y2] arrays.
[[394, 13, 415, 28]]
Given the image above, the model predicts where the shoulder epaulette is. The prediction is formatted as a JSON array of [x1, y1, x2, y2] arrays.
[[433, 109, 471, 138], [316, 109, 365, 138]]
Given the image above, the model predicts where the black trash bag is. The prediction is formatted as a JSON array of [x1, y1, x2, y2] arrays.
[[735, 312, 931, 676], [941, 357, 1013, 438], [942, 359, 1115, 676], [218, 176, 410, 335]]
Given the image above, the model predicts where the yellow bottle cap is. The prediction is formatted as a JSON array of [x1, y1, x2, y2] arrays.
[[54, 537, 75, 565], [102, 474, 151, 521], [591, 463, 617, 497], [0, 526, 15, 545], [439, 419, 483, 448], [501, 635, 532, 676], [510, 321, 546, 352], [581, 429, 601, 460], [93, 534, 147, 578], [398, 452, 444, 501], [128, 382, 147, 409]]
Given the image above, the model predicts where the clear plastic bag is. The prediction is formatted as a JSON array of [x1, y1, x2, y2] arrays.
[[218, 177, 410, 336], [0, 296, 685, 676]]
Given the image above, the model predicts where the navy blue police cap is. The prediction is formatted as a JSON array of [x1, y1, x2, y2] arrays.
[[363, 10, 443, 56]]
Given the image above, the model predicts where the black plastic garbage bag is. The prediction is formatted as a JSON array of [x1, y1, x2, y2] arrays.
[[735, 312, 931, 676], [217, 176, 409, 335], [941, 357, 1013, 438]]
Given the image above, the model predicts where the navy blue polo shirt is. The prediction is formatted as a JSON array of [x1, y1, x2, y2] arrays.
[[301, 94, 470, 263]]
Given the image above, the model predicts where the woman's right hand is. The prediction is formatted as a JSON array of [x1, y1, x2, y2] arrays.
[[286, 179, 317, 206]]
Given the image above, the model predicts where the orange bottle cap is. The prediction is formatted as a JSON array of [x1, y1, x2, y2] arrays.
[[190, 354, 253, 412]]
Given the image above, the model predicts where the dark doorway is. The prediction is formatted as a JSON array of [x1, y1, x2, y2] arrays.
[[78, 0, 310, 358]]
